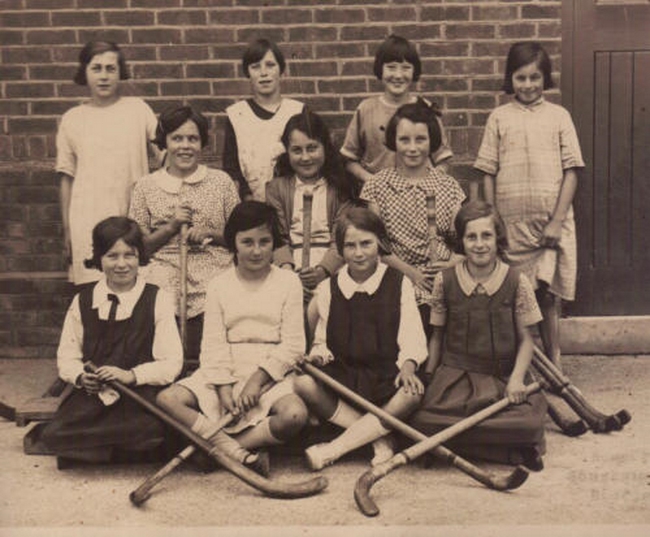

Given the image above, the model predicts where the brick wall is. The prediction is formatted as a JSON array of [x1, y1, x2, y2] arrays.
[[0, 0, 562, 358]]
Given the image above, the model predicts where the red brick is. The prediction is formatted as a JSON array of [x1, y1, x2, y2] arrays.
[[131, 0, 181, 6], [538, 22, 561, 38], [0, 101, 28, 116], [314, 8, 364, 24], [422, 6, 470, 22], [0, 65, 26, 81], [0, 137, 11, 160], [212, 44, 249, 61], [103, 11, 156, 26], [148, 99, 184, 114], [27, 137, 49, 159], [77, 28, 130, 44], [421, 42, 470, 58], [29, 65, 76, 81], [186, 98, 228, 114], [280, 79, 315, 95], [51, 11, 102, 27], [341, 60, 370, 77], [499, 23, 536, 38], [420, 59, 444, 75], [120, 45, 158, 61], [78, 0, 127, 7], [157, 10, 207, 25], [315, 43, 365, 59], [391, 24, 442, 41], [212, 79, 251, 96], [12, 137, 28, 159], [262, 9, 312, 25], [473, 77, 504, 92], [420, 77, 469, 93], [0, 171, 28, 186], [13, 186, 59, 203], [133, 63, 185, 79], [283, 44, 314, 62], [290, 61, 337, 77], [50, 46, 82, 63], [26, 29, 79, 45], [368, 6, 417, 23], [160, 80, 211, 96], [186, 63, 236, 78], [288, 0, 336, 4], [6, 83, 55, 99], [185, 0, 232, 6], [58, 84, 88, 98], [15, 327, 62, 346], [472, 6, 518, 21], [522, 5, 560, 19], [301, 96, 341, 113], [471, 112, 492, 127], [2, 47, 50, 64], [318, 79, 367, 94], [446, 24, 495, 40], [208, 9, 259, 25], [123, 81, 159, 96], [0, 240, 31, 256], [0, 30, 25, 45], [474, 42, 515, 58], [444, 59, 495, 76], [160, 45, 211, 61], [340, 26, 388, 41], [28, 204, 62, 221], [26, 0, 74, 7], [186, 27, 236, 44], [0, 11, 50, 27], [236, 27, 285, 44], [132, 28, 182, 44], [237, 0, 280, 5]]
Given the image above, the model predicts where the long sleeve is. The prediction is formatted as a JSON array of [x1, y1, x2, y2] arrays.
[[266, 178, 294, 267], [222, 117, 252, 199], [263, 273, 305, 379], [56, 295, 84, 385], [309, 279, 334, 360], [131, 289, 183, 386], [396, 277, 429, 368]]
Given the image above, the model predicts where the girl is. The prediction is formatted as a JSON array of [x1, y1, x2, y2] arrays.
[[40, 217, 183, 468], [157, 201, 308, 474], [223, 38, 304, 201], [57, 41, 159, 285], [266, 110, 358, 295], [410, 201, 547, 469], [473, 41, 585, 368], [294, 207, 428, 470], [129, 106, 239, 365], [341, 34, 453, 184], [361, 101, 465, 336]]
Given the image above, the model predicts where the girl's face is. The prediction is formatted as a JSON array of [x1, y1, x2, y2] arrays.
[[287, 129, 325, 182], [462, 216, 498, 270], [235, 224, 274, 277], [343, 225, 380, 283], [381, 60, 414, 100], [395, 118, 430, 174], [86, 51, 120, 104], [248, 49, 281, 98], [166, 120, 202, 178], [512, 61, 544, 105], [101, 238, 139, 292]]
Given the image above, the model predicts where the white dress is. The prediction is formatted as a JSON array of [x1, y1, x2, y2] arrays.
[[56, 97, 158, 284]]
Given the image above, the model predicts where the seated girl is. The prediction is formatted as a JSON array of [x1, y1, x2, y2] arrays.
[[410, 201, 547, 469], [41, 217, 183, 468], [294, 207, 428, 470], [156, 201, 308, 474]]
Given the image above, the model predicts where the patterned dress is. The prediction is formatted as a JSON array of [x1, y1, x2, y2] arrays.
[[474, 98, 585, 300]]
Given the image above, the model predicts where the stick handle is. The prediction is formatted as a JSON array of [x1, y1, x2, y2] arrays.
[[425, 194, 438, 262], [301, 190, 313, 269], [130, 413, 233, 506], [179, 223, 189, 353]]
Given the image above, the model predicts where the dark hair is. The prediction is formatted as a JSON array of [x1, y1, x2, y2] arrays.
[[373, 34, 421, 82], [242, 38, 286, 77], [274, 109, 359, 201], [74, 41, 129, 86], [453, 201, 508, 256], [334, 207, 391, 257], [153, 106, 209, 150], [84, 216, 148, 270], [224, 201, 283, 254], [385, 100, 442, 154], [503, 41, 554, 94]]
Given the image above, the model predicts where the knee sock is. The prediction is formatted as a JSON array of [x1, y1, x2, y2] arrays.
[[191, 413, 250, 464], [318, 413, 390, 463], [236, 418, 284, 451]]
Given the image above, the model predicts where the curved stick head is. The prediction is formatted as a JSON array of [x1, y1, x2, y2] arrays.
[[354, 470, 380, 517], [616, 409, 632, 427], [489, 465, 529, 491], [129, 489, 151, 507]]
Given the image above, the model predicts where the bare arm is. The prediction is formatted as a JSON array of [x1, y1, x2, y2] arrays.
[[345, 160, 375, 184], [424, 325, 444, 383], [506, 320, 535, 404], [59, 173, 73, 262], [483, 173, 495, 205], [542, 168, 578, 245]]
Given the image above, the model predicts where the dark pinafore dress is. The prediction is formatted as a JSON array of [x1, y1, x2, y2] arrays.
[[41, 283, 167, 462], [410, 266, 547, 463], [318, 267, 403, 406]]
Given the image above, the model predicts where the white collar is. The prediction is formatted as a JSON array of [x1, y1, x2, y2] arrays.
[[454, 258, 509, 296], [92, 276, 146, 314], [156, 164, 207, 194], [337, 262, 387, 299]]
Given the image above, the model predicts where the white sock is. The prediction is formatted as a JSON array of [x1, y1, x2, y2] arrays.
[[328, 399, 362, 429]]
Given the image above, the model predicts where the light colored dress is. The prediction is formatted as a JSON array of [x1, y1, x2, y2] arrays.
[[179, 265, 305, 434], [56, 97, 158, 284], [129, 165, 239, 318], [474, 98, 585, 300], [341, 95, 453, 174]]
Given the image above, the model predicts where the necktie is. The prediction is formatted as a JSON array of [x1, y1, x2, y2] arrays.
[[107, 293, 120, 323]]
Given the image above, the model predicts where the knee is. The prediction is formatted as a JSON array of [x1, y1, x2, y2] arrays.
[[156, 385, 181, 411], [274, 396, 309, 436], [292, 374, 319, 401]]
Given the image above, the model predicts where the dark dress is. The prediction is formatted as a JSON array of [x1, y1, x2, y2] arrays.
[[319, 267, 403, 406], [410, 266, 547, 464], [40, 283, 168, 462]]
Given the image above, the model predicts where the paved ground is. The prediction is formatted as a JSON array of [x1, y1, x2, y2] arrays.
[[0, 356, 648, 537]]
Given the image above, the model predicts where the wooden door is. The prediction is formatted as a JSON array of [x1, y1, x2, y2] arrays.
[[563, 0, 650, 315]]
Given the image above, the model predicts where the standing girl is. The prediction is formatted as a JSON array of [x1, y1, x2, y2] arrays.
[[129, 106, 239, 365], [294, 207, 427, 470], [157, 201, 308, 474], [473, 41, 585, 368], [57, 41, 159, 285], [266, 110, 358, 295], [341, 34, 453, 184], [361, 101, 465, 336], [40, 217, 183, 467], [223, 38, 304, 201], [410, 202, 547, 469]]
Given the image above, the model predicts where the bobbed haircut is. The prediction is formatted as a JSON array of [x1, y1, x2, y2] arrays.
[[384, 100, 442, 154], [373, 34, 421, 82], [224, 201, 283, 254], [242, 38, 286, 77], [274, 109, 358, 201], [84, 216, 148, 270], [335, 207, 392, 257], [153, 105, 209, 150], [503, 41, 554, 94], [453, 201, 509, 256], [74, 41, 129, 86]]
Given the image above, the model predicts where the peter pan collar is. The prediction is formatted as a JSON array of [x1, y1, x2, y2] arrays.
[[92, 276, 146, 316], [337, 262, 388, 299], [455, 258, 509, 297], [156, 164, 208, 194]]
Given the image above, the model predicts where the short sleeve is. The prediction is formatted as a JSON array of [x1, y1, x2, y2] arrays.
[[340, 107, 364, 163], [558, 108, 585, 170], [128, 179, 151, 231], [429, 272, 447, 326], [515, 273, 543, 327], [473, 111, 499, 176], [55, 112, 77, 177]]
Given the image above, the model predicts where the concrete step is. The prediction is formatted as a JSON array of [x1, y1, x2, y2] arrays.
[[560, 316, 650, 354]]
